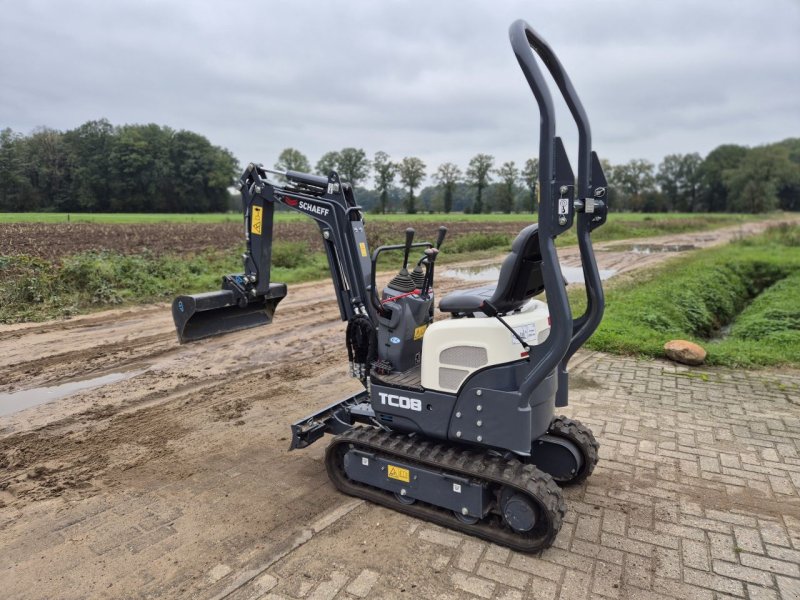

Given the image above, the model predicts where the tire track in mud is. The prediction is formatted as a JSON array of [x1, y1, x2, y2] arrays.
[[0, 333, 176, 388], [0, 349, 349, 507], [0, 306, 167, 343]]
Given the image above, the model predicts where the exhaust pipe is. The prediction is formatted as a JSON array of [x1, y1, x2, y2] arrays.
[[172, 278, 287, 343]]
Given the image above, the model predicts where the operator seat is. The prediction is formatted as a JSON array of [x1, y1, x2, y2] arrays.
[[439, 224, 545, 316]]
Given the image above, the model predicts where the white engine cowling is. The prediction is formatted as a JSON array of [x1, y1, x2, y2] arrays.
[[420, 299, 551, 393]]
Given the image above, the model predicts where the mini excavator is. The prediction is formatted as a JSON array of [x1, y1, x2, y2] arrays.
[[172, 19, 609, 552]]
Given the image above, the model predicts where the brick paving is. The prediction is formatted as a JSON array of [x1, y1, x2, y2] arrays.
[[3, 351, 800, 599], [237, 352, 800, 600]]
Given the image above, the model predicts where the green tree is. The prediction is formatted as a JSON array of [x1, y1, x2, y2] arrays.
[[63, 119, 115, 211], [433, 162, 461, 213], [0, 128, 30, 211], [494, 161, 518, 213], [614, 159, 655, 211], [316, 151, 340, 176], [24, 127, 72, 211], [656, 154, 682, 210], [337, 147, 371, 187], [657, 153, 703, 211], [520, 158, 539, 213], [466, 153, 494, 213], [679, 153, 704, 211], [169, 130, 237, 212], [398, 157, 426, 214], [724, 145, 797, 213], [771, 138, 800, 210], [699, 144, 748, 212], [108, 124, 172, 211], [372, 151, 396, 213], [275, 148, 311, 172]]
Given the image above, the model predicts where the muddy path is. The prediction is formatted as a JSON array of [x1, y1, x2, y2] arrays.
[[0, 216, 795, 599]]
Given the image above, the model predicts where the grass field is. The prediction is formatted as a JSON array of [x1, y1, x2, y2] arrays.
[[584, 224, 800, 367]]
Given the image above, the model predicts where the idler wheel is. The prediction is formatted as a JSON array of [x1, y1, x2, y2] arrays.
[[500, 487, 538, 533]]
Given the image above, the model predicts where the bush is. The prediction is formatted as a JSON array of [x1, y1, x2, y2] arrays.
[[271, 241, 311, 269], [448, 232, 511, 254]]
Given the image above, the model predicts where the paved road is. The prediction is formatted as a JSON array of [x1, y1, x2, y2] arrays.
[[2, 351, 799, 599]]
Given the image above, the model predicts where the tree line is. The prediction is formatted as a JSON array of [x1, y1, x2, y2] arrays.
[[1, 119, 797, 214], [0, 120, 238, 212], [277, 139, 800, 214]]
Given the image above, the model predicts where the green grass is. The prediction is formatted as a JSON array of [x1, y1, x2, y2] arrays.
[[585, 224, 800, 367], [0, 244, 331, 323]]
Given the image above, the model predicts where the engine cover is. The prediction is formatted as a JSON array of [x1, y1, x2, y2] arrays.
[[421, 299, 550, 393]]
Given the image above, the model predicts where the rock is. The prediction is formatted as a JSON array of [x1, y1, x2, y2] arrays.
[[664, 340, 707, 366]]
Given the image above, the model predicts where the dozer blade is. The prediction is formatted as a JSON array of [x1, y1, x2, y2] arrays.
[[172, 283, 287, 343]]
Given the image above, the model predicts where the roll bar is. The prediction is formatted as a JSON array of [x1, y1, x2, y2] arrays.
[[509, 20, 608, 402]]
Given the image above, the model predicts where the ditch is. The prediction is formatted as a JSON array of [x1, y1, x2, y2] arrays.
[[587, 224, 800, 367]]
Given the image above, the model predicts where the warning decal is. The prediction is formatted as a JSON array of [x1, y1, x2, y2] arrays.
[[359, 242, 368, 257], [251, 205, 263, 235], [387, 465, 410, 483], [413, 324, 427, 341]]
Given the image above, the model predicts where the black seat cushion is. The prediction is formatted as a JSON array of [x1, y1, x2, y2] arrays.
[[438, 284, 496, 314], [439, 224, 544, 315]]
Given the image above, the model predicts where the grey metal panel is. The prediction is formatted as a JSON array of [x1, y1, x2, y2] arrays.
[[450, 361, 557, 455], [440, 346, 488, 368], [377, 288, 432, 373], [439, 367, 469, 390], [343, 449, 491, 518], [370, 383, 457, 439], [450, 387, 532, 453]]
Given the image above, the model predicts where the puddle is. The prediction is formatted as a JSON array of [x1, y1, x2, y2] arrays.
[[0, 367, 146, 417], [442, 264, 617, 285], [560, 266, 617, 284], [605, 243, 696, 254]]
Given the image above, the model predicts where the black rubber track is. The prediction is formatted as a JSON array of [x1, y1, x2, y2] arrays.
[[325, 427, 566, 553], [546, 416, 600, 485]]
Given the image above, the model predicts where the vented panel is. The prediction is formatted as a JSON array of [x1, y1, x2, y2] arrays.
[[439, 367, 470, 390], [440, 346, 488, 368]]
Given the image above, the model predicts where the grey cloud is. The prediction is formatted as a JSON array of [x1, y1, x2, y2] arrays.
[[1, 0, 798, 184]]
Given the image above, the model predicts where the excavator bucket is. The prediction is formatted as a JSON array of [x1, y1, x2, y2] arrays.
[[172, 282, 287, 343]]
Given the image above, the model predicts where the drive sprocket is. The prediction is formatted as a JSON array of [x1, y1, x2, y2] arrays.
[[546, 415, 599, 485]]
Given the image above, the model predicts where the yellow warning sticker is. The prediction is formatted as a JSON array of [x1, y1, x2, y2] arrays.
[[359, 242, 368, 257], [387, 465, 410, 483], [251, 205, 263, 235], [413, 324, 427, 340]]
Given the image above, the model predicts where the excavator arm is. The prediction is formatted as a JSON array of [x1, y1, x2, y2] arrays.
[[172, 163, 375, 343]]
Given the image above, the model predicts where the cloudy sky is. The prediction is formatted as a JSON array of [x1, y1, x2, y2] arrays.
[[1, 0, 798, 181]]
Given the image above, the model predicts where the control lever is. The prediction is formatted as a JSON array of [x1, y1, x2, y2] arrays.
[[420, 226, 447, 298], [388, 228, 417, 292], [435, 225, 448, 249], [402, 227, 414, 272]]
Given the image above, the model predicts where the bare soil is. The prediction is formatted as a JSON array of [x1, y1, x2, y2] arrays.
[[0, 217, 792, 599], [0, 220, 538, 260]]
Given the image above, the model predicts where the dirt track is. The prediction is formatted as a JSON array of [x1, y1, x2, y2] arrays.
[[0, 217, 794, 599]]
